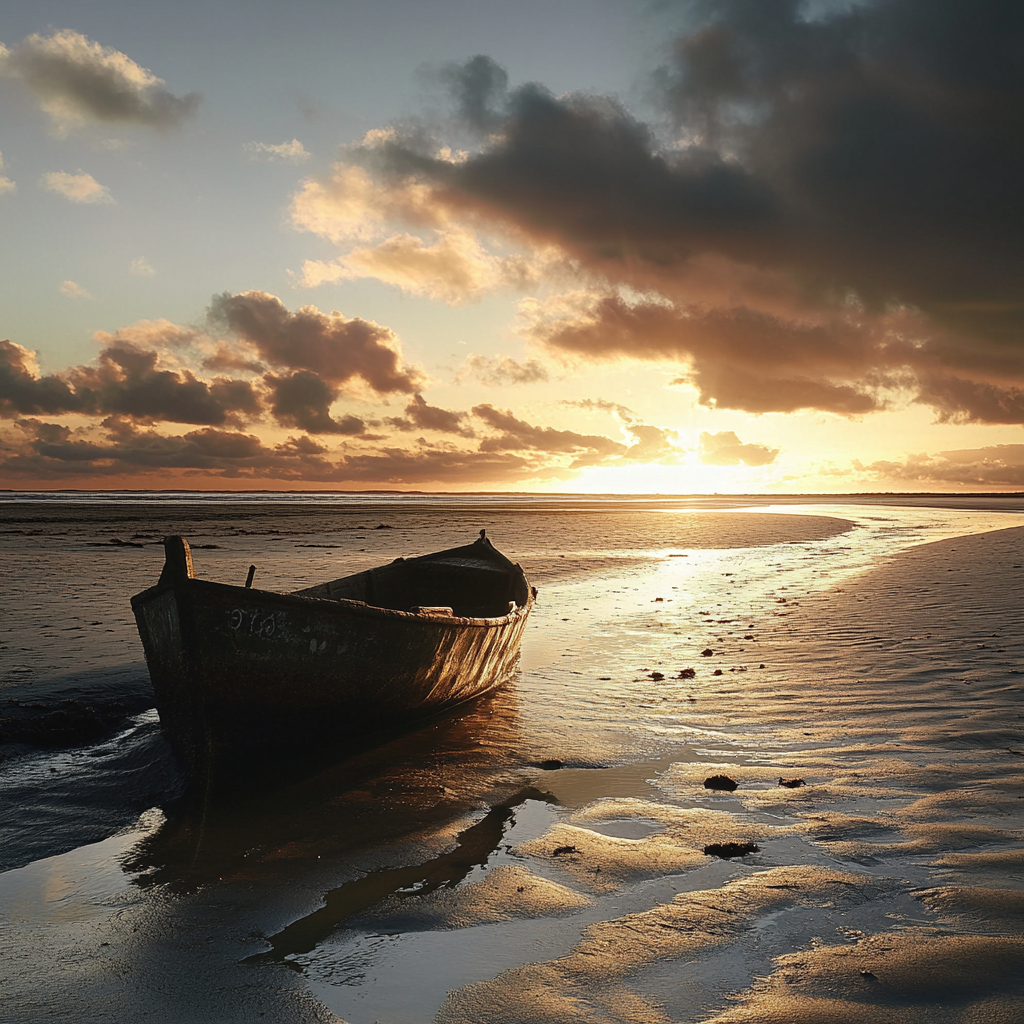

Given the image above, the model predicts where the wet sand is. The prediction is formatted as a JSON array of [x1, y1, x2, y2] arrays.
[[1, 496, 1022, 1023]]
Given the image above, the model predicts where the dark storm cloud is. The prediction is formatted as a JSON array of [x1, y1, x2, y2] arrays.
[[1, 339, 83, 416], [13, 420, 109, 463], [209, 291, 422, 394], [0, 338, 260, 425], [361, 3, 1024, 420], [657, 0, 1024, 315], [68, 344, 261, 425], [384, 83, 774, 254], [542, 297, 884, 414], [423, 1, 1024, 314], [2, 30, 200, 130], [264, 371, 367, 435], [441, 54, 509, 134], [387, 393, 474, 436], [699, 430, 779, 466], [684, 364, 880, 416], [914, 375, 1024, 426], [543, 295, 1024, 420]]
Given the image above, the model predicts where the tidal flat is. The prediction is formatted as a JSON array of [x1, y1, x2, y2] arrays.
[[1, 494, 1022, 1023]]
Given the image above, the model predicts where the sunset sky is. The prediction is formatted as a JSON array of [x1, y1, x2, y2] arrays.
[[1, 0, 1022, 492]]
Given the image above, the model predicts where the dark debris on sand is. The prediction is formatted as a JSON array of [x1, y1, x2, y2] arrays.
[[704, 774, 738, 792], [704, 842, 759, 858]]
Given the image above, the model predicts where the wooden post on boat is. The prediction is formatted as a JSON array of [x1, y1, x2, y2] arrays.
[[159, 536, 194, 586]]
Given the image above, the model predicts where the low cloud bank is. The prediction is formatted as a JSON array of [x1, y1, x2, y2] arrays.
[[0, 297, 684, 485], [859, 445, 1024, 487], [1, 290, 421, 432]]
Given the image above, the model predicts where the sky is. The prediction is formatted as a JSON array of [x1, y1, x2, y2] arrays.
[[1, 0, 1022, 493]]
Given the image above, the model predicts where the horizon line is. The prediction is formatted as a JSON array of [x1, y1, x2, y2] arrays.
[[1, 488, 1022, 498]]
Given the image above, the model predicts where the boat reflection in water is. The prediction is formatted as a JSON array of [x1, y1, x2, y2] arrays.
[[247, 783, 557, 968], [121, 681, 533, 897]]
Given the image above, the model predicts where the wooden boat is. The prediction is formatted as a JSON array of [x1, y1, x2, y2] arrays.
[[131, 531, 534, 779]]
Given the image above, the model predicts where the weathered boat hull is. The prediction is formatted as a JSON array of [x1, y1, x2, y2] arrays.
[[131, 536, 532, 779]]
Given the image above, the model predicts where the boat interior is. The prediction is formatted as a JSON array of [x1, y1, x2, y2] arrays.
[[293, 550, 529, 619]]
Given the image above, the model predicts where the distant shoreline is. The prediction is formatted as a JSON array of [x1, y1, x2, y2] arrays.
[[2, 488, 1022, 497], [1, 490, 1020, 515]]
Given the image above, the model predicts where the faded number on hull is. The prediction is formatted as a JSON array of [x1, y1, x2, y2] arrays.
[[229, 608, 278, 637]]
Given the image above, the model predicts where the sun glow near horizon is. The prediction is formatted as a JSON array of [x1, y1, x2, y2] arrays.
[[1, 3, 1022, 492]]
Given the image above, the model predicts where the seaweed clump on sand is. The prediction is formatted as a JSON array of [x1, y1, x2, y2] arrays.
[[704, 842, 759, 858]]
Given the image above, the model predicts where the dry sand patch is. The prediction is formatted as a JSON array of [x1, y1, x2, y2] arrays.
[[698, 933, 1024, 1023], [515, 822, 709, 892]]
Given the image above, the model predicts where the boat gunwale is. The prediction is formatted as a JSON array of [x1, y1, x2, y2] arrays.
[[131, 576, 533, 629]]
